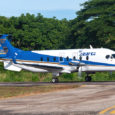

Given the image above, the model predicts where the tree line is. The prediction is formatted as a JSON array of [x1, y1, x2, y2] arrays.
[[0, 0, 115, 51]]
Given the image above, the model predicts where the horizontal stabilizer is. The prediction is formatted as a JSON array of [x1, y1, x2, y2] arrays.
[[4, 61, 22, 72]]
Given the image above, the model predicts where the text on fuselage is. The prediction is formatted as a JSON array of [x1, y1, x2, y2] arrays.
[[80, 52, 96, 56]]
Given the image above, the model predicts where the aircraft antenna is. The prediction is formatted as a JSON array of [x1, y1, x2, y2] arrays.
[[89, 45, 93, 49]]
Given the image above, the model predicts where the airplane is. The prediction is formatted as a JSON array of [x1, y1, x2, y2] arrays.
[[0, 34, 115, 83]]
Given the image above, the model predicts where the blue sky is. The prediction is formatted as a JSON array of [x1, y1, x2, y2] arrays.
[[0, 0, 88, 20]]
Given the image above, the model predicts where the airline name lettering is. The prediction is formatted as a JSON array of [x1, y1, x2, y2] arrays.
[[80, 52, 96, 56]]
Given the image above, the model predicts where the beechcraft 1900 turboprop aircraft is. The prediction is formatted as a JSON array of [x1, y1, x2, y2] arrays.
[[0, 34, 115, 82]]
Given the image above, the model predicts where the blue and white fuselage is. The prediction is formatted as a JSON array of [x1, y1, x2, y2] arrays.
[[0, 34, 115, 82]]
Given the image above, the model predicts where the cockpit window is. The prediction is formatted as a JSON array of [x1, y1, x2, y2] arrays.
[[105, 55, 110, 59], [112, 54, 115, 58], [106, 54, 115, 59]]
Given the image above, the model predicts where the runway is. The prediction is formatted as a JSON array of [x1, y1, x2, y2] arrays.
[[0, 81, 115, 86], [0, 82, 115, 114]]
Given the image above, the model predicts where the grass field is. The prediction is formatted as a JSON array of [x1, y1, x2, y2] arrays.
[[0, 63, 115, 82], [0, 84, 79, 99]]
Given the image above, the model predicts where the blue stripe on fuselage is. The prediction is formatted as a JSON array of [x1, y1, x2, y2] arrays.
[[3, 48, 115, 67], [81, 60, 115, 67]]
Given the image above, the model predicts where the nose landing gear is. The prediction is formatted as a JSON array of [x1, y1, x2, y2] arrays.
[[52, 73, 59, 83]]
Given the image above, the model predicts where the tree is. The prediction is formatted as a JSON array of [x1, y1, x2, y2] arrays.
[[0, 13, 70, 50], [69, 0, 115, 49]]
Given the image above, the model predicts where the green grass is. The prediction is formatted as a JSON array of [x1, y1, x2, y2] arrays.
[[0, 63, 115, 82], [60, 72, 115, 82]]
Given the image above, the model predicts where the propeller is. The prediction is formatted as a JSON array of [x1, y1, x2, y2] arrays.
[[69, 60, 85, 77], [78, 66, 82, 77], [109, 72, 112, 77]]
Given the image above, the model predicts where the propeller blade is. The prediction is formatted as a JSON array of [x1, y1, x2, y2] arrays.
[[78, 67, 82, 77], [109, 72, 112, 76]]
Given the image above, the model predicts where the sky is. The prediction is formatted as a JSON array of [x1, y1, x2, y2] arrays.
[[0, 0, 88, 20]]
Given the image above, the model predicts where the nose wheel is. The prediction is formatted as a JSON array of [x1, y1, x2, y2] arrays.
[[52, 73, 59, 83], [85, 75, 92, 82]]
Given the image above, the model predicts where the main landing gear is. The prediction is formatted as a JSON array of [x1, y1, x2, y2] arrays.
[[52, 77, 59, 83], [52, 73, 59, 83], [51, 73, 92, 83], [85, 75, 92, 82]]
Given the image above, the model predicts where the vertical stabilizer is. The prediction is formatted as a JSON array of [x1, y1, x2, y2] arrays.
[[0, 34, 15, 58]]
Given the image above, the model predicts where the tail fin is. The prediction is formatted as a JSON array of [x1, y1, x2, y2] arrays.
[[0, 35, 22, 71], [0, 34, 15, 58]]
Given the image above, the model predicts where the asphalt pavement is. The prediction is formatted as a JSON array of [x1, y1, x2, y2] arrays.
[[0, 83, 115, 115]]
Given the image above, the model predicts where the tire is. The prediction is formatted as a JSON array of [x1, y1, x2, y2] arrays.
[[52, 78, 59, 83], [85, 76, 92, 82]]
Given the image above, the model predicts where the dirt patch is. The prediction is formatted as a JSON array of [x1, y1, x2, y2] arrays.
[[0, 84, 79, 100]]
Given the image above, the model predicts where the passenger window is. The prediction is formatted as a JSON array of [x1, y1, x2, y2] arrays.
[[60, 57, 63, 61], [66, 56, 69, 61], [47, 57, 49, 62], [86, 56, 89, 60], [53, 57, 56, 61], [41, 57, 43, 61], [73, 56, 76, 60]]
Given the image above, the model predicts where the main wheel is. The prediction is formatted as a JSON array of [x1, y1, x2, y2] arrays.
[[52, 78, 59, 83], [85, 76, 92, 82]]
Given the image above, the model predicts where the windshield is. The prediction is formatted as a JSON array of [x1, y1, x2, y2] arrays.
[[112, 54, 115, 58]]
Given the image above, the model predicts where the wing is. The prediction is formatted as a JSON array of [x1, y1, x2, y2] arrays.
[[22, 63, 63, 71], [15, 60, 64, 72]]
